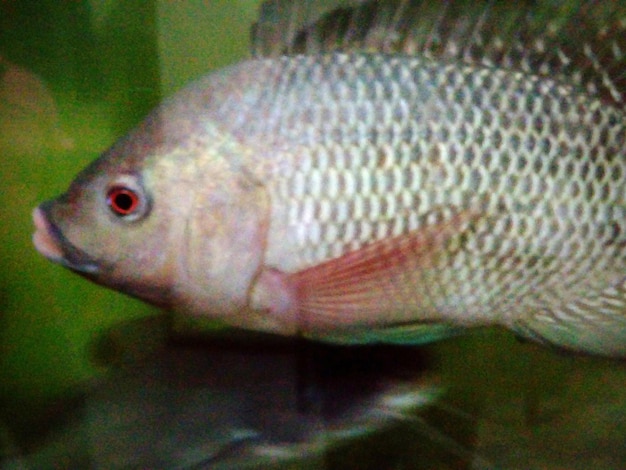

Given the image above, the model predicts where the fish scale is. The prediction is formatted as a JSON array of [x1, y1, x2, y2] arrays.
[[250, 51, 626, 336]]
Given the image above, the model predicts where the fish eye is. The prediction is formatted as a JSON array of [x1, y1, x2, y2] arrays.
[[105, 176, 149, 221], [107, 186, 140, 216]]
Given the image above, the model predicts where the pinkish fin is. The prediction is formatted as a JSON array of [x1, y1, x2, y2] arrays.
[[286, 209, 480, 340]]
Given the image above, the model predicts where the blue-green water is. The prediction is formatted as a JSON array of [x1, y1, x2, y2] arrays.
[[2, 1, 626, 468]]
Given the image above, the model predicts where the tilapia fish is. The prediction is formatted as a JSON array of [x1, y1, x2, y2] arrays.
[[32, 0, 626, 355]]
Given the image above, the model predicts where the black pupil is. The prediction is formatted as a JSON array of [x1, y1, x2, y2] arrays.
[[114, 192, 134, 212]]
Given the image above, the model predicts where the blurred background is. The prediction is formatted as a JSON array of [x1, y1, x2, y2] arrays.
[[1, 1, 626, 468]]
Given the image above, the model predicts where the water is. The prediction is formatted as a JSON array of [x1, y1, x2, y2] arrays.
[[2, 1, 626, 468]]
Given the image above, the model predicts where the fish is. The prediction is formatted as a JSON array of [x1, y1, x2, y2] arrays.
[[32, 0, 626, 356], [4, 317, 461, 469]]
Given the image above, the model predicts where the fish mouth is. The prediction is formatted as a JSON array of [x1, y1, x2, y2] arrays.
[[32, 204, 100, 274]]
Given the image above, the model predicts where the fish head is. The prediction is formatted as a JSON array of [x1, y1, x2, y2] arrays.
[[33, 90, 270, 320], [32, 115, 191, 308]]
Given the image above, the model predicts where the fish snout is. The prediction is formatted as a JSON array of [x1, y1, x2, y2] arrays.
[[32, 206, 65, 262], [32, 204, 100, 274]]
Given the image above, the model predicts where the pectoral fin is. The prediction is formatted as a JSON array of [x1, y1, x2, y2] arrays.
[[284, 209, 480, 341]]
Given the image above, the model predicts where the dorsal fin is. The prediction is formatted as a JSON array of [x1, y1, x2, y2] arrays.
[[250, 0, 337, 58], [251, 0, 626, 107]]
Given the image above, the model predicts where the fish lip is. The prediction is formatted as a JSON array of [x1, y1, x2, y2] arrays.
[[32, 202, 100, 275]]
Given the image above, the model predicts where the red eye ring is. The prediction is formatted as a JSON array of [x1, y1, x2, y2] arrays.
[[107, 186, 140, 216]]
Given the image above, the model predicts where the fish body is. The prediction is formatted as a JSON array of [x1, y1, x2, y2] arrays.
[[33, 1, 626, 355]]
